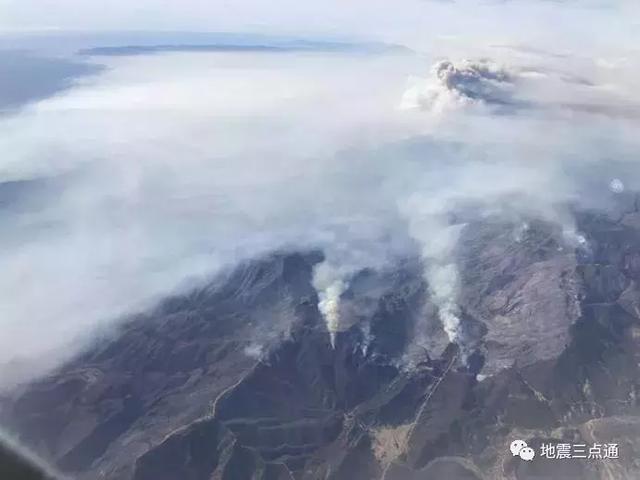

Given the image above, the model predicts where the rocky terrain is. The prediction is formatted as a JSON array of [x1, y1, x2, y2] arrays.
[[2, 195, 640, 480]]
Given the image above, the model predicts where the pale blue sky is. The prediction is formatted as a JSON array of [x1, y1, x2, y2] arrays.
[[1, 0, 638, 52]]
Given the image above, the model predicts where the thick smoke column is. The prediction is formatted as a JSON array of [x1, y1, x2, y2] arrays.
[[313, 261, 351, 348], [426, 261, 461, 343], [402, 195, 465, 346], [318, 280, 347, 349]]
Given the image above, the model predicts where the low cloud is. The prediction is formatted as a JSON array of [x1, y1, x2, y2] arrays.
[[0, 50, 102, 114]]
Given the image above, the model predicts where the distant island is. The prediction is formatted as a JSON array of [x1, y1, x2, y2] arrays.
[[78, 40, 411, 56]]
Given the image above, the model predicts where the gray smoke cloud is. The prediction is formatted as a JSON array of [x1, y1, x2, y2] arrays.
[[401, 59, 516, 112]]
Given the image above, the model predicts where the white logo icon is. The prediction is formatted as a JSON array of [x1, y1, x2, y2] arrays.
[[510, 440, 527, 456], [510, 440, 535, 461], [520, 446, 535, 461]]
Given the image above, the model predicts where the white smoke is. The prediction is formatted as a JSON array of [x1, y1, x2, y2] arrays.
[[2, 2, 640, 386], [318, 281, 347, 348], [0, 51, 418, 385], [401, 192, 465, 346], [312, 261, 356, 348], [243, 343, 264, 359]]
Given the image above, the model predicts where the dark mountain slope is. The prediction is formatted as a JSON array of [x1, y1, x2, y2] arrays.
[[3, 198, 640, 480]]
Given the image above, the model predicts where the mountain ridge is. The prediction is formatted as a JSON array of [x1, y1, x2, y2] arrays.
[[3, 201, 640, 479]]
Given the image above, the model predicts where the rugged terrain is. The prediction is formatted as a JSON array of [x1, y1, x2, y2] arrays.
[[2, 195, 640, 480]]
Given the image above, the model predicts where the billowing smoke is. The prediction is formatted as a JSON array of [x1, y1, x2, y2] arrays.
[[313, 264, 349, 348], [2, 3, 640, 387], [401, 194, 464, 345], [311, 230, 408, 347], [401, 59, 515, 113], [395, 55, 640, 357]]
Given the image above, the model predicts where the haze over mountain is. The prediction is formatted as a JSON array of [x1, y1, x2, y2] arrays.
[[1, 1, 640, 479]]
